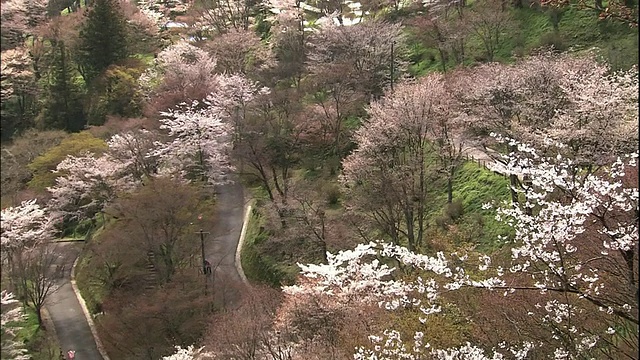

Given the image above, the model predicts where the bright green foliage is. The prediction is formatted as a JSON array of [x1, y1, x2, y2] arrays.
[[85, 64, 144, 126], [241, 208, 296, 287], [433, 161, 513, 252], [27, 131, 107, 191], [77, 0, 130, 83], [39, 41, 86, 132]]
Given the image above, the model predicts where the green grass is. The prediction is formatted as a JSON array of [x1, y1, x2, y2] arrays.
[[451, 162, 511, 213], [422, 161, 514, 253], [75, 251, 109, 315], [404, 4, 638, 77], [132, 53, 157, 67], [452, 162, 514, 250], [240, 208, 294, 287], [12, 307, 60, 360], [60, 0, 87, 15], [73, 215, 111, 314], [14, 307, 40, 346]]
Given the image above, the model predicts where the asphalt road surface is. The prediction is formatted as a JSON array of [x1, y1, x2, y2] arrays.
[[206, 178, 247, 308], [46, 241, 103, 360], [44, 180, 247, 359]]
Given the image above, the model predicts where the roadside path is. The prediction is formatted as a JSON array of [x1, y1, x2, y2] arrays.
[[46, 241, 104, 360], [204, 178, 248, 307], [457, 137, 518, 176]]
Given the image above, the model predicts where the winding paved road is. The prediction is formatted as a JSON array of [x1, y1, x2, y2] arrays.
[[44, 179, 248, 359], [46, 241, 103, 360], [205, 179, 247, 307]]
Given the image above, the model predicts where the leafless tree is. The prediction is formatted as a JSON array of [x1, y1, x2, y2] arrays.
[[13, 243, 62, 326], [466, 0, 515, 62]]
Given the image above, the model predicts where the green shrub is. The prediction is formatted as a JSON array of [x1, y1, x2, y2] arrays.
[[536, 31, 567, 52], [435, 215, 451, 230], [85, 64, 144, 126], [27, 132, 107, 191], [445, 198, 464, 221], [241, 209, 285, 287], [324, 183, 341, 206]]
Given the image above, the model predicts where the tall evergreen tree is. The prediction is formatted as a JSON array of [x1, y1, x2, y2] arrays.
[[41, 41, 86, 131], [77, 0, 130, 83]]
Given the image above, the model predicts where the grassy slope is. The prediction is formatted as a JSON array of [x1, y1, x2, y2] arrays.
[[408, 5, 638, 76], [240, 208, 291, 287], [431, 161, 514, 253], [12, 307, 60, 360], [242, 161, 514, 286]]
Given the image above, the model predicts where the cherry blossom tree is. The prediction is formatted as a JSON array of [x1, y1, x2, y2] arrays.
[[206, 73, 269, 148], [0, 47, 35, 103], [453, 52, 580, 204], [104, 177, 204, 284], [153, 100, 233, 185], [456, 52, 638, 204], [203, 29, 273, 75], [549, 56, 638, 168], [107, 129, 160, 182], [1, 200, 59, 327], [539, 0, 638, 27], [303, 19, 406, 158], [466, 0, 515, 62], [203, 286, 294, 359], [341, 73, 458, 250], [266, 0, 307, 88], [287, 140, 638, 359], [143, 41, 219, 113], [1, 200, 51, 319], [266, 0, 304, 33], [189, 0, 254, 34], [0, 0, 48, 50], [46, 152, 132, 226], [135, 0, 186, 22], [162, 345, 214, 360], [0, 46, 38, 138], [1, 291, 29, 360], [1, 199, 51, 256], [408, 6, 468, 72], [306, 19, 406, 100], [232, 87, 313, 225], [13, 243, 61, 326]]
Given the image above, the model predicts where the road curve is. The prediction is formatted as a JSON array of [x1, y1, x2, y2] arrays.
[[45, 180, 248, 358], [46, 241, 103, 360], [206, 179, 247, 307]]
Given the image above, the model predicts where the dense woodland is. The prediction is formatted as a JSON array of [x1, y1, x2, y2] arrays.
[[1, 0, 638, 359]]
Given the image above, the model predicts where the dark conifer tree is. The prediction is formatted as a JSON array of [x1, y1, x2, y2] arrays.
[[41, 41, 86, 131], [77, 0, 130, 83]]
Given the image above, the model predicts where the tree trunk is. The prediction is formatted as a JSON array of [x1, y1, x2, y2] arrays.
[[509, 173, 518, 205], [447, 176, 453, 204], [438, 47, 447, 73], [36, 305, 44, 327], [550, 9, 561, 31], [522, 174, 532, 216]]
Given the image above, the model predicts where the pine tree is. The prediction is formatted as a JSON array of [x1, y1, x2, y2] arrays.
[[41, 41, 86, 131], [77, 0, 130, 83]]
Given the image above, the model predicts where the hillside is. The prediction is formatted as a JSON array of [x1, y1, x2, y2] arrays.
[[1, 0, 638, 359]]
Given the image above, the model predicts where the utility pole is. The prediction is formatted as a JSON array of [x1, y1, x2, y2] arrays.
[[196, 229, 210, 294]]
